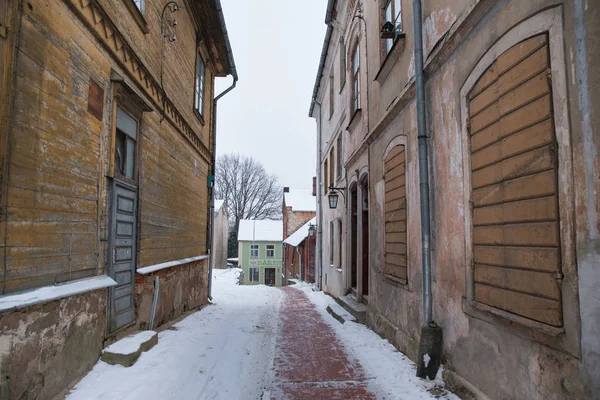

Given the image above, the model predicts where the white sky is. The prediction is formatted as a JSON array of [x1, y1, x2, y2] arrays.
[[214, 0, 327, 191]]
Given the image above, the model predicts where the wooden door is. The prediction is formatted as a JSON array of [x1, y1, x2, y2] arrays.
[[265, 268, 276, 286], [108, 180, 138, 332]]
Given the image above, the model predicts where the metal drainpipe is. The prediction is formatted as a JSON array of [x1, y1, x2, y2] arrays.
[[413, 0, 442, 380], [208, 77, 237, 301], [315, 100, 324, 290]]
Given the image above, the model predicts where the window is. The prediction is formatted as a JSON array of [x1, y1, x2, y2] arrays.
[[249, 268, 259, 282], [266, 245, 275, 259], [133, 0, 145, 14], [329, 147, 335, 187], [336, 135, 342, 180], [352, 44, 361, 113], [324, 159, 329, 192], [194, 54, 205, 116], [467, 34, 563, 327], [337, 219, 343, 269], [339, 39, 346, 89], [114, 107, 138, 181], [329, 221, 334, 265], [384, 0, 402, 54], [329, 75, 335, 119], [250, 244, 259, 258], [384, 144, 407, 281]]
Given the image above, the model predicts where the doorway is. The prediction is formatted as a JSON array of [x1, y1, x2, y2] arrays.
[[361, 177, 369, 296], [265, 268, 276, 286], [108, 107, 139, 333], [350, 184, 358, 290]]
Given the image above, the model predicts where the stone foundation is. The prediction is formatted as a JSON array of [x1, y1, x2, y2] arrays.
[[0, 289, 108, 400], [134, 259, 209, 330]]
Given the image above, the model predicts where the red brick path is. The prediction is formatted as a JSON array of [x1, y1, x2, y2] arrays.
[[269, 287, 375, 399]]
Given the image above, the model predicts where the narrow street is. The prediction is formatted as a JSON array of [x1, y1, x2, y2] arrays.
[[67, 270, 457, 400]]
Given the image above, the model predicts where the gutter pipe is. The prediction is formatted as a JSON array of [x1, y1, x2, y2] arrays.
[[413, 0, 442, 380], [315, 100, 324, 290], [208, 0, 238, 301]]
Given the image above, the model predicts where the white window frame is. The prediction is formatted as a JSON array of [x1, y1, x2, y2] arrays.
[[266, 245, 275, 259], [250, 244, 259, 259], [249, 267, 259, 282], [384, 0, 402, 54]]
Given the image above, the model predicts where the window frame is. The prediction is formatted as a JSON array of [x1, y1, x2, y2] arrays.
[[337, 219, 343, 270], [123, 0, 149, 34], [336, 135, 343, 181], [329, 74, 335, 119], [249, 267, 260, 282], [266, 244, 275, 259], [339, 38, 347, 91], [382, 0, 403, 57], [458, 7, 578, 356], [324, 158, 329, 193], [351, 43, 361, 114], [250, 244, 259, 259], [113, 106, 140, 184], [329, 221, 334, 266], [194, 52, 206, 119]]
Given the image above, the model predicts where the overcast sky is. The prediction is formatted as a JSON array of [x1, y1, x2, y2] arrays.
[[214, 0, 327, 191]]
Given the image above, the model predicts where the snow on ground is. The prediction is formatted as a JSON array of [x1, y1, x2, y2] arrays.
[[68, 269, 281, 400], [292, 281, 460, 400]]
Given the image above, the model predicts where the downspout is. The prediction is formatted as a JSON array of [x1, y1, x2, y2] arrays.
[[413, 0, 442, 380], [208, 0, 238, 301], [315, 100, 324, 290]]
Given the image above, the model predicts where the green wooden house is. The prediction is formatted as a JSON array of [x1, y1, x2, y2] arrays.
[[237, 220, 283, 286]]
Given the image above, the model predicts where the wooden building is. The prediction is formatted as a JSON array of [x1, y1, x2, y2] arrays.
[[0, 0, 236, 398]]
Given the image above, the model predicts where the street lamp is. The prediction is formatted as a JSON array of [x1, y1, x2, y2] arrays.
[[327, 184, 346, 209], [308, 223, 317, 237]]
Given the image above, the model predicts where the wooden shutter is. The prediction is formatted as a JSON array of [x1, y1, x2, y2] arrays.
[[384, 145, 407, 281], [468, 34, 563, 327]]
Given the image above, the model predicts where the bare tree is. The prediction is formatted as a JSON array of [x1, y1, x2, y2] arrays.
[[215, 153, 282, 257]]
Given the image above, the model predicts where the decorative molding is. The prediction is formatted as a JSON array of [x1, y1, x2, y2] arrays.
[[64, 0, 211, 163]]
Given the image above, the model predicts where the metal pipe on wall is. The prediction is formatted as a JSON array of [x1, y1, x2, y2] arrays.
[[315, 100, 324, 290], [413, 0, 442, 380]]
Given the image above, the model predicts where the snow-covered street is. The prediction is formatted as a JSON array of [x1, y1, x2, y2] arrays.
[[68, 270, 458, 400]]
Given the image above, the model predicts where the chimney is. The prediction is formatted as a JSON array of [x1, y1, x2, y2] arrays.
[[283, 187, 290, 193], [312, 177, 317, 196]]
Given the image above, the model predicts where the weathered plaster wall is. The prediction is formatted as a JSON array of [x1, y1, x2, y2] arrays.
[[0, 290, 107, 400], [135, 259, 208, 330], [364, 1, 595, 399]]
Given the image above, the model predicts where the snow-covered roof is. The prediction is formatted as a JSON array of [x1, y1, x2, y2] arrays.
[[238, 219, 283, 242], [214, 199, 225, 213], [284, 190, 316, 212], [283, 217, 316, 247]]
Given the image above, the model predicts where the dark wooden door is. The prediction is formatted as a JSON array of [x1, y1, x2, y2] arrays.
[[265, 268, 276, 286], [350, 187, 358, 289], [108, 180, 138, 332]]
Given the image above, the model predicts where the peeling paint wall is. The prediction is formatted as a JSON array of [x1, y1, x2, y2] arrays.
[[362, 0, 598, 398]]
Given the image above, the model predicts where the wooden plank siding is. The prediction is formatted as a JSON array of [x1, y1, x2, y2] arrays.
[[384, 145, 407, 281], [468, 34, 563, 327]]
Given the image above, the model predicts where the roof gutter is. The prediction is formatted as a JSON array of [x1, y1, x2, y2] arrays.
[[214, 0, 238, 80], [308, 0, 337, 117]]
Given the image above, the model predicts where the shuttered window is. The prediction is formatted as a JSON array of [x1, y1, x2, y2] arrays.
[[468, 34, 563, 327], [384, 145, 407, 281]]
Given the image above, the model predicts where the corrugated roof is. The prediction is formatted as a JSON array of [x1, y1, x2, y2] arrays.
[[238, 219, 283, 242], [283, 217, 316, 247]]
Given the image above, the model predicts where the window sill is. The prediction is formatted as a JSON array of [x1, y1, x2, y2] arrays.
[[469, 300, 564, 337], [123, 0, 149, 34], [347, 108, 362, 131], [383, 273, 408, 287], [194, 108, 206, 126], [336, 268, 342, 273], [375, 33, 406, 84]]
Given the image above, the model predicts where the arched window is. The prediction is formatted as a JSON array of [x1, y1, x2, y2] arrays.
[[384, 145, 407, 281], [352, 43, 361, 113]]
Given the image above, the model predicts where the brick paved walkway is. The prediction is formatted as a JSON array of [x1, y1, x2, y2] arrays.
[[269, 287, 375, 399]]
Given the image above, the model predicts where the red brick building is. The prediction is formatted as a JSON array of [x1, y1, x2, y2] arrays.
[[284, 217, 317, 283], [282, 188, 316, 283]]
